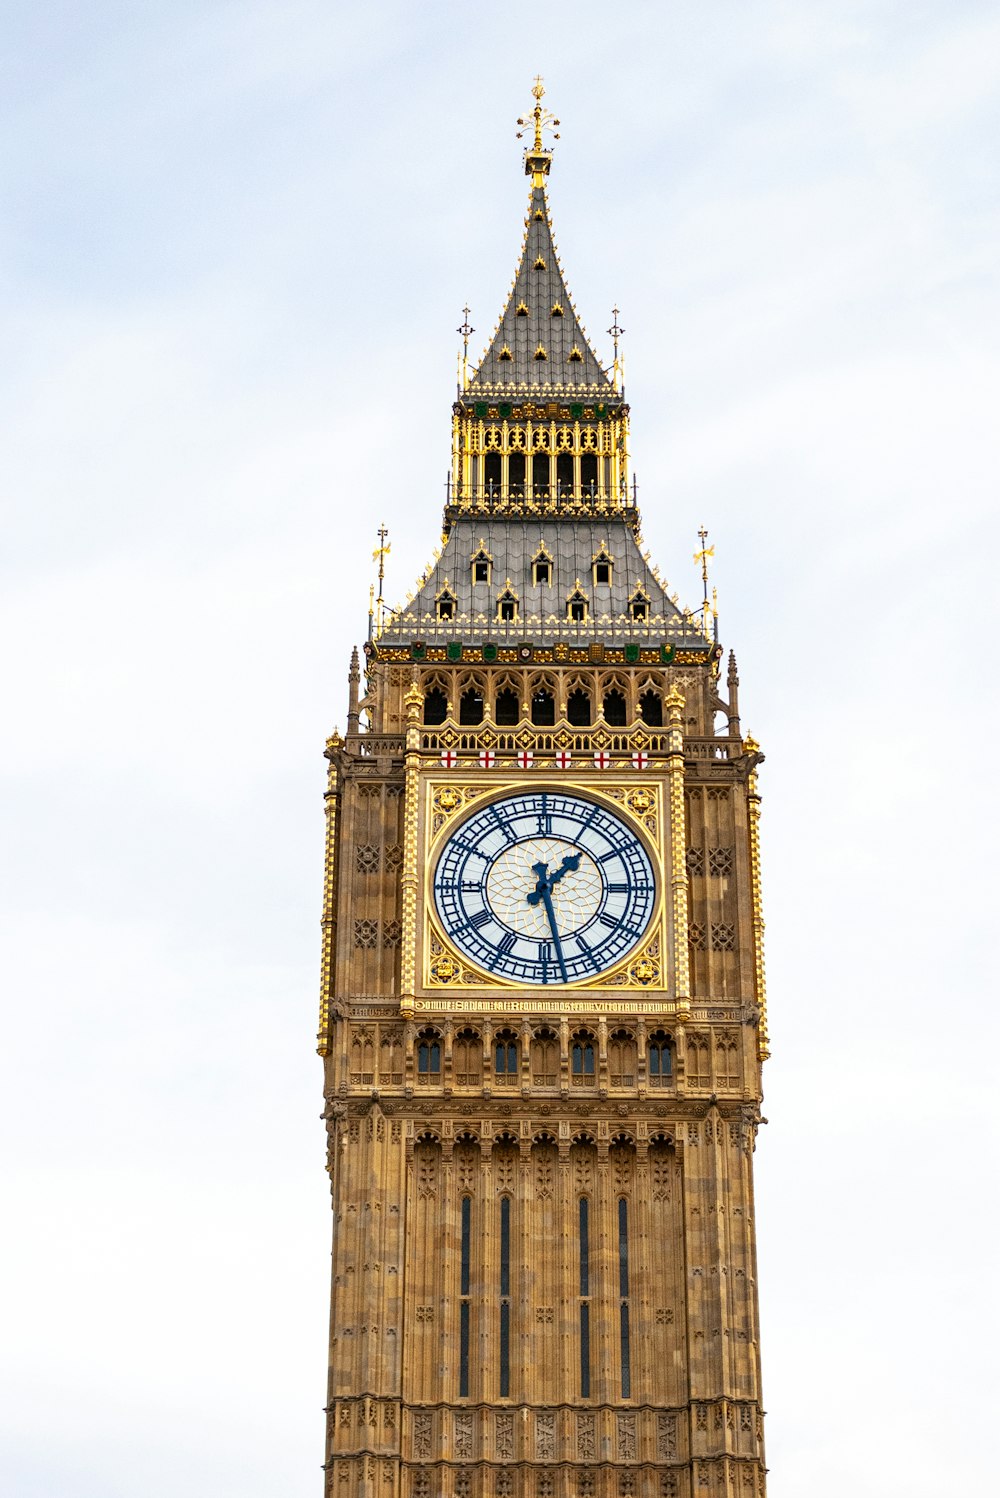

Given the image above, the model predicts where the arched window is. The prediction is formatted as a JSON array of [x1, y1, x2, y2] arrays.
[[494, 1028, 519, 1085], [495, 686, 520, 725], [608, 1029, 637, 1088], [648, 1031, 673, 1086], [471, 551, 491, 585], [453, 1028, 482, 1088], [567, 687, 592, 726], [459, 686, 484, 725], [436, 588, 456, 620], [603, 687, 627, 725], [423, 687, 448, 725], [639, 688, 663, 727], [531, 1027, 559, 1087], [580, 452, 598, 493], [571, 1033, 596, 1085], [379, 1031, 403, 1086], [556, 452, 573, 494], [484, 452, 501, 492], [531, 454, 549, 498], [416, 1031, 441, 1083], [531, 688, 555, 726], [350, 1030, 375, 1085], [508, 452, 526, 496]]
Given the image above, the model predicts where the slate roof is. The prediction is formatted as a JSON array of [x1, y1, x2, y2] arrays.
[[379, 520, 706, 648], [466, 184, 614, 396]]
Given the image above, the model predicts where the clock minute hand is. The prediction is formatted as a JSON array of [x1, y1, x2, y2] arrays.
[[527, 861, 570, 984]]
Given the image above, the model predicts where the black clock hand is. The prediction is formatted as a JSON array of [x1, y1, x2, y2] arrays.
[[527, 860, 570, 983], [548, 851, 581, 887], [527, 850, 580, 904]]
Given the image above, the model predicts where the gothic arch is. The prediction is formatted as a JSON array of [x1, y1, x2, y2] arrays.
[[453, 1026, 483, 1088]]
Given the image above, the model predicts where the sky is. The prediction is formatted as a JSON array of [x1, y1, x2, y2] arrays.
[[2, 2, 999, 1494]]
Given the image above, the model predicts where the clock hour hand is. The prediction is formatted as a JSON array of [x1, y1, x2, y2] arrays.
[[526, 850, 580, 905], [549, 850, 581, 888], [527, 860, 570, 983]]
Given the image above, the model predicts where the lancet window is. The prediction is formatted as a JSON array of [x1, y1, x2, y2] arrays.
[[494, 1028, 519, 1086], [494, 681, 520, 725], [602, 683, 628, 725], [567, 685, 592, 726], [484, 452, 501, 492], [530, 677, 556, 726], [423, 685, 448, 725], [459, 1194, 472, 1397], [530, 1027, 559, 1087], [416, 1029, 441, 1083], [580, 451, 598, 493], [453, 1027, 482, 1088], [639, 687, 664, 726], [571, 1032, 596, 1085], [608, 1029, 637, 1087], [458, 683, 484, 725], [531, 453, 550, 498], [618, 1195, 632, 1399], [379, 1031, 403, 1086], [647, 1031, 673, 1087]]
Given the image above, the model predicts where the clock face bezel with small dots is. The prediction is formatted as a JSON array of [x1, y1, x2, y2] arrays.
[[431, 788, 658, 986]]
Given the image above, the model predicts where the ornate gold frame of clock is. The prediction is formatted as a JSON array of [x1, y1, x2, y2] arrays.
[[398, 684, 692, 1021]]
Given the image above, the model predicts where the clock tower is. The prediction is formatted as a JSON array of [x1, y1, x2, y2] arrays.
[[319, 83, 770, 1498]]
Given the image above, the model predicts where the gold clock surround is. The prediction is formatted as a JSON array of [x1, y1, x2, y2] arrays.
[[418, 776, 670, 1002]]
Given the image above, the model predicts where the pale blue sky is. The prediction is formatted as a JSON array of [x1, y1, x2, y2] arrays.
[[2, 4, 999, 1495]]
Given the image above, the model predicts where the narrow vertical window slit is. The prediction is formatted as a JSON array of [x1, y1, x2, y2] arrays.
[[499, 1195, 511, 1397], [618, 1197, 631, 1399]]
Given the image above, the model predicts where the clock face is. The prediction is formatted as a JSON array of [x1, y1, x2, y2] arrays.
[[432, 790, 656, 985]]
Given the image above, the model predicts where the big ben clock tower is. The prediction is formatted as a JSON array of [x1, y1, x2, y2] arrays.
[[319, 83, 770, 1498]]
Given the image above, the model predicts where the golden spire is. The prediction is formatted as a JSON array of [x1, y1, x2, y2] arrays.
[[371, 523, 390, 637], [517, 76, 560, 184], [693, 526, 716, 641], [457, 304, 474, 392]]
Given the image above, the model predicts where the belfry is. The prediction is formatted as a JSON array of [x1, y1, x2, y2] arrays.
[[319, 82, 770, 1498]]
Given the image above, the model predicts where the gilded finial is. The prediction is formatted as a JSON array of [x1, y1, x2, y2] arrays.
[[372, 524, 391, 638], [693, 526, 715, 641], [517, 77, 560, 183], [608, 305, 625, 391], [457, 305, 474, 391], [404, 683, 423, 722]]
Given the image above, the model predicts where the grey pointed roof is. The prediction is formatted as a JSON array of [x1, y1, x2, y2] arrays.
[[467, 184, 613, 396], [379, 520, 706, 649]]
